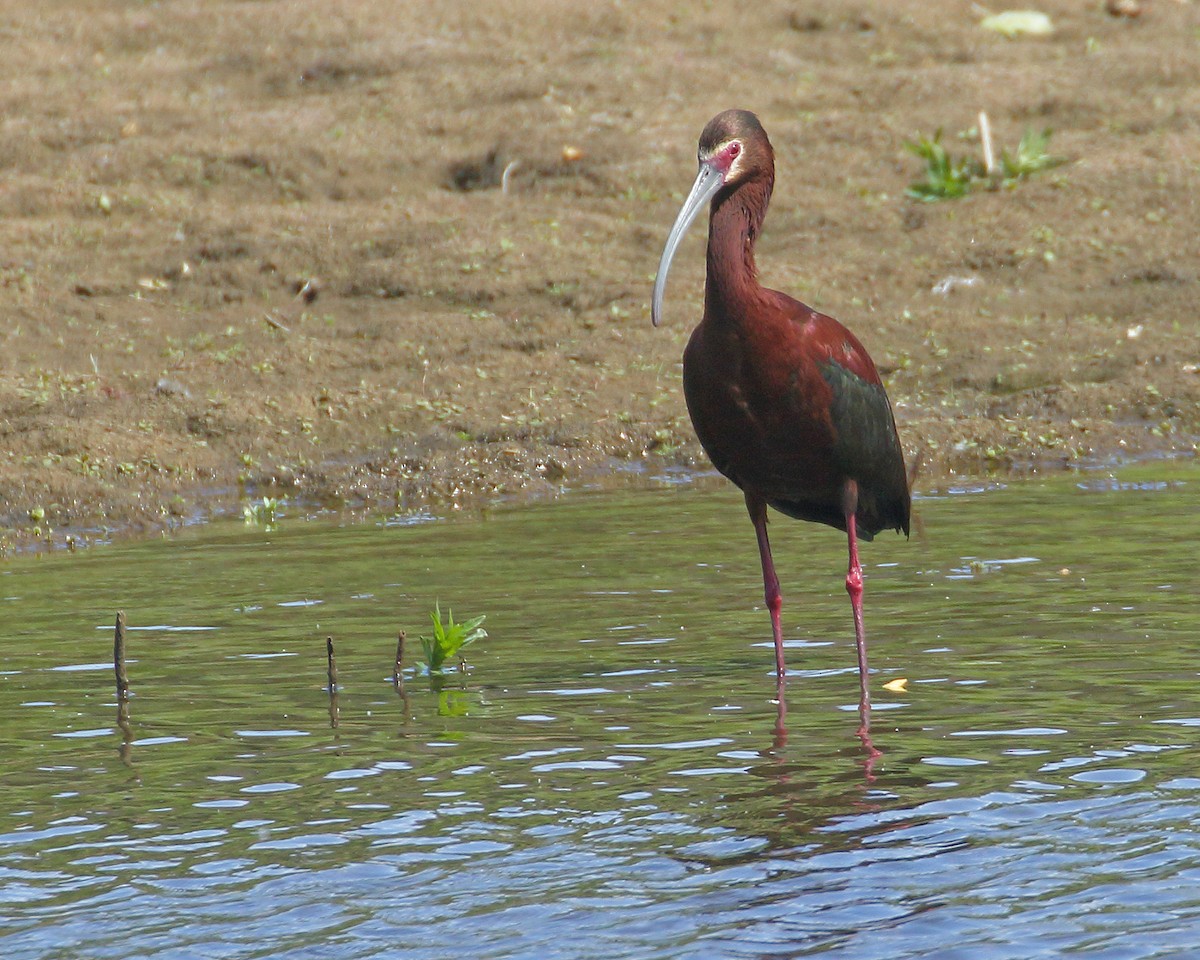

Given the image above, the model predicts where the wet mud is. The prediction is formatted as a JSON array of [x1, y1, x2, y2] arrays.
[[0, 1, 1197, 549]]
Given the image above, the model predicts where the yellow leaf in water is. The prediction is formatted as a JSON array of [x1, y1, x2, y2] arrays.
[[882, 678, 909, 692]]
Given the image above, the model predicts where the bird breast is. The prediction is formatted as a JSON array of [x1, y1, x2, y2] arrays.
[[681, 314, 842, 500]]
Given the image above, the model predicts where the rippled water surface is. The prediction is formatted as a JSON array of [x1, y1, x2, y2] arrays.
[[2, 466, 1199, 958]]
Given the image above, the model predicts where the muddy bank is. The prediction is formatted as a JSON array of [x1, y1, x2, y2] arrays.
[[0, 0, 1197, 550]]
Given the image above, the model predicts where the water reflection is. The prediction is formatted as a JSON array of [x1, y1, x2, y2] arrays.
[[115, 698, 134, 769]]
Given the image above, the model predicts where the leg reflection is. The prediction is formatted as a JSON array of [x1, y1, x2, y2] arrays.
[[772, 672, 788, 751], [856, 693, 881, 782]]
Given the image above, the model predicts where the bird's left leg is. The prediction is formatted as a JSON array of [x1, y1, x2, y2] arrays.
[[745, 491, 786, 678], [842, 479, 870, 710]]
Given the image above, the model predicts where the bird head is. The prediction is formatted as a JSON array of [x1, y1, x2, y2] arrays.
[[651, 110, 773, 327]]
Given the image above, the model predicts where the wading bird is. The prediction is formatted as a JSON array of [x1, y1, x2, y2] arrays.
[[652, 110, 909, 707]]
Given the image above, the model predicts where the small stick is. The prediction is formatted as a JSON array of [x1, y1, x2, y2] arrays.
[[501, 160, 521, 195], [393, 631, 406, 685], [263, 312, 291, 334], [326, 636, 340, 729], [114, 611, 130, 703], [978, 110, 995, 177], [392, 630, 411, 719]]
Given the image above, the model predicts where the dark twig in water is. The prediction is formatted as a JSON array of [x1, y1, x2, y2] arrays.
[[114, 610, 130, 703], [393, 630, 406, 685], [393, 631, 411, 720], [326, 636, 339, 692], [326, 636, 340, 729]]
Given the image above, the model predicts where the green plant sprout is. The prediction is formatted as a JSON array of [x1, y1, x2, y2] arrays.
[[905, 126, 1064, 201], [904, 130, 975, 201], [999, 128, 1064, 181], [242, 496, 281, 529], [418, 603, 487, 674]]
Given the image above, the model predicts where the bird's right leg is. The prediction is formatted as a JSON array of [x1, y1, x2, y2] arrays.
[[745, 491, 786, 678]]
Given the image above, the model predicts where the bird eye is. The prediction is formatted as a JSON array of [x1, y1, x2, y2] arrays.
[[728, 142, 741, 159]]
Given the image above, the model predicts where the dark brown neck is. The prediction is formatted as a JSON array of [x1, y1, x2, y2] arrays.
[[704, 176, 773, 323]]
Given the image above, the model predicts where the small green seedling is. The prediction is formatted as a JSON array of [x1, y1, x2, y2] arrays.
[[243, 496, 281, 529], [999, 127, 1064, 183], [418, 603, 487, 674], [904, 130, 975, 201]]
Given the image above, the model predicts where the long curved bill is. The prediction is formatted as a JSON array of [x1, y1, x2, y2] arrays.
[[651, 161, 725, 327]]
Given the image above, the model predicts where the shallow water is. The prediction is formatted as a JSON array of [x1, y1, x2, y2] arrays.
[[2, 465, 1199, 959]]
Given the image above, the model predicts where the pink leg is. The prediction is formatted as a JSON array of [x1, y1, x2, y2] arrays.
[[842, 480, 870, 710], [745, 492, 786, 678]]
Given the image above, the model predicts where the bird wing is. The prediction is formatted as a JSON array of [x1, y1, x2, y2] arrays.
[[818, 355, 910, 536], [770, 298, 911, 538]]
